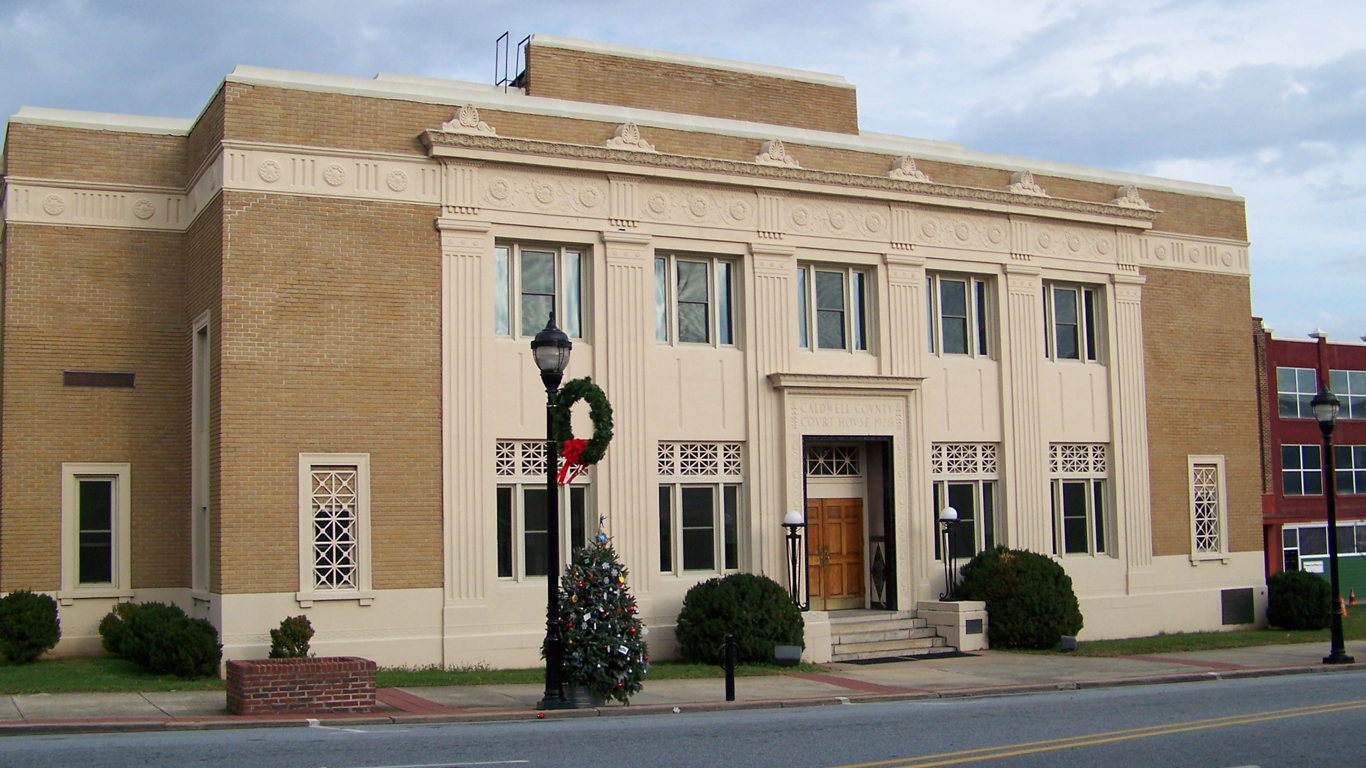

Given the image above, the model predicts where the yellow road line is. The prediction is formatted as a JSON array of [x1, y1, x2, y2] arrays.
[[828, 698, 1366, 768]]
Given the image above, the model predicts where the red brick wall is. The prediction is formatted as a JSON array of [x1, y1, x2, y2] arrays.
[[226, 656, 375, 714]]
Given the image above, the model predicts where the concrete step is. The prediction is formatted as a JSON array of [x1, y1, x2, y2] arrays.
[[832, 626, 940, 645], [831, 636, 943, 656], [831, 641, 952, 662], [830, 618, 928, 636], [828, 610, 918, 624]]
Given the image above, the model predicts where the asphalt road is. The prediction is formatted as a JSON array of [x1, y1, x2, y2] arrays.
[[2, 671, 1363, 768]]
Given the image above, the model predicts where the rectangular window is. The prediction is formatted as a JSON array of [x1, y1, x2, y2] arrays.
[[930, 443, 1000, 560], [1189, 455, 1228, 560], [1278, 367, 1319, 418], [798, 264, 871, 353], [297, 454, 372, 605], [1049, 444, 1109, 556], [1283, 527, 1300, 572], [1044, 284, 1102, 362], [494, 243, 586, 339], [191, 312, 210, 593], [1335, 446, 1366, 495], [61, 462, 132, 601], [655, 254, 736, 347], [493, 441, 593, 580], [658, 441, 744, 575], [1282, 444, 1323, 496], [927, 274, 992, 358], [1330, 369, 1366, 419]]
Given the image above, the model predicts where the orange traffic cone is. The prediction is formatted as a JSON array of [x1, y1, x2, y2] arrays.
[[1339, 595, 1348, 617], [1350, 588, 1357, 606]]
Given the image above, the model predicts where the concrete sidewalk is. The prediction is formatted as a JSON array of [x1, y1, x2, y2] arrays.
[[2, 641, 1363, 736]]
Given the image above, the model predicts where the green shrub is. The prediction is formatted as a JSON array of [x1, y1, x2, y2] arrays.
[[120, 602, 222, 678], [0, 590, 61, 663], [98, 602, 138, 655], [269, 615, 314, 659], [957, 547, 1083, 649], [675, 573, 803, 664], [1267, 570, 1331, 630]]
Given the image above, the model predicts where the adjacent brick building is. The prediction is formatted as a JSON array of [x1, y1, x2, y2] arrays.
[[1, 35, 1266, 667]]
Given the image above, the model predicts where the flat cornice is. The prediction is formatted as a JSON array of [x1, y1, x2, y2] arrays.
[[8, 106, 191, 136], [529, 34, 853, 89], [768, 373, 925, 391]]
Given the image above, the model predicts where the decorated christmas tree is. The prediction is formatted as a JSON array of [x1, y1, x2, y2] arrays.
[[560, 533, 649, 703]]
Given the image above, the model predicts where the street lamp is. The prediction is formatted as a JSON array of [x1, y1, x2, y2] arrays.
[[531, 313, 574, 708], [783, 510, 806, 608], [1311, 385, 1355, 665], [939, 506, 958, 601]]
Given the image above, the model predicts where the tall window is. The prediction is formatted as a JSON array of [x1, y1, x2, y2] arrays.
[[191, 313, 210, 593], [494, 243, 585, 339], [658, 442, 743, 573], [926, 274, 992, 357], [495, 440, 593, 580], [654, 254, 735, 346], [1281, 444, 1322, 496], [1043, 284, 1101, 362], [61, 463, 132, 600], [1189, 455, 1228, 560], [1050, 444, 1109, 556], [1277, 367, 1318, 418], [930, 443, 999, 559], [797, 264, 870, 352], [1334, 446, 1366, 495], [1330, 369, 1366, 419], [297, 454, 372, 605]]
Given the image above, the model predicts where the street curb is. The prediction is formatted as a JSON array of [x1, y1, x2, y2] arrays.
[[0, 662, 1361, 737]]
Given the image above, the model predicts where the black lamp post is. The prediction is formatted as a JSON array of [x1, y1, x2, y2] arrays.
[[531, 313, 574, 708], [783, 510, 806, 608], [1311, 385, 1355, 665], [939, 506, 958, 601]]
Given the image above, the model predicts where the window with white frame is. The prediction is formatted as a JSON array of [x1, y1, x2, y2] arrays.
[[930, 443, 1000, 559], [654, 254, 736, 346], [297, 454, 372, 605], [1330, 369, 1366, 420], [494, 243, 585, 339], [1277, 367, 1319, 419], [1334, 446, 1366, 495], [1281, 444, 1322, 496], [658, 442, 743, 573], [1043, 283, 1102, 362], [1050, 444, 1110, 556], [1282, 521, 1366, 573], [797, 264, 871, 352], [60, 462, 133, 602], [1189, 455, 1228, 560], [495, 440, 593, 580], [926, 274, 992, 357]]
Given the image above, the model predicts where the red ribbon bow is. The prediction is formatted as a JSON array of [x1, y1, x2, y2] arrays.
[[557, 438, 589, 484]]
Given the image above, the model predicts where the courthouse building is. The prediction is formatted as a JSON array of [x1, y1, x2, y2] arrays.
[[1, 36, 1265, 666]]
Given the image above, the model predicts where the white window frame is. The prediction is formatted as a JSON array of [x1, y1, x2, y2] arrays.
[[930, 443, 1001, 559], [1281, 444, 1323, 496], [1283, 521, 1366, 573], [59, 462, 133, 605], [1329, 369, 1366, 420], [1043, 282, 1104, 363], [1277, 366, 1319, 419], [926, 273, 993, 358], [657, 442, 744, 575], [297, 453, 372, 606], [1188, 455, 1230, 564], [495, 440, 594, 582], [797, 264, 873, 353], [494, 242, 587, 340], [654, 253, 738, 347], [1049, 444, 1111, 557]]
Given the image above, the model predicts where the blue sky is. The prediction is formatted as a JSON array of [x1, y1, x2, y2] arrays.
[[2, 0, 1362, 341]]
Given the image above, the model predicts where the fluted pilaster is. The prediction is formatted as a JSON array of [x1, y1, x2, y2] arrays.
[[748, 243, 795, 577], [1111, 272, 1153, 575], [1001, 264, 1049, 552]]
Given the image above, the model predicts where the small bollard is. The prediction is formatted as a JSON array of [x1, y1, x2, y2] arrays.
[[723, 633, 737, 702]]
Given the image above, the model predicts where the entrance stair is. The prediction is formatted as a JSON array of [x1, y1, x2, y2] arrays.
[[828, 609, 951, 662]]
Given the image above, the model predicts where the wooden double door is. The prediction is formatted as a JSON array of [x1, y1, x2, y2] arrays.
[[806, 497, 865, 611]]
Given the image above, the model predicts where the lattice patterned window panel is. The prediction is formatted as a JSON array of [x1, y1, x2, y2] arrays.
[[658, 442, 743, 478], [1191, 464, 1222, 554], [931, 443, 999, 476], [311, 466, 358, 590], [1050, 444, 1108, 476], [495, 440, 567, 478], [807, 445, 860, 477]]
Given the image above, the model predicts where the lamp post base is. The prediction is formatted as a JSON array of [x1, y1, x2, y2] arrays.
[[536, 695, 578, 710], [1323, 651, 1355, 665]]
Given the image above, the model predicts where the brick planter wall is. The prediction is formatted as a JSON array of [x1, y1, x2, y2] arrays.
[[226, 657, 376, 715]]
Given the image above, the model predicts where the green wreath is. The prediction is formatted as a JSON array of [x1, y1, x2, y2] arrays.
[[550, 377, 614, 467]]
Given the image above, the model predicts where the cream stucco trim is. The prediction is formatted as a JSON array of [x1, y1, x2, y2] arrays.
[[296, 453, 373, 607], [59, 463, 133, 605], [1188, 454, 1231, 565]]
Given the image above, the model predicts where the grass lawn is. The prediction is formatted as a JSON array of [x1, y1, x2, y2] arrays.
[[1060, 605, 1366, 657]]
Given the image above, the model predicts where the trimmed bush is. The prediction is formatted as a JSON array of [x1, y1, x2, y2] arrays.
[[957, 547, 1083, 649], [675, 573, 803, 664], [1267, 570, 1331, 630], [270, 615, 315, 659], [120, 602, 222, 678], [98, 602, 138, 655], [0, 590, 61, 663]]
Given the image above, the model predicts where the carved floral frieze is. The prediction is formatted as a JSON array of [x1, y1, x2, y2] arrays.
[[479, 169, 608, 216], [638, 182, 757, 229], [784, 196, 888, 240], [1029, 222, 1114, 262], [909, 210, 1009, 252], [1139, 235, 1249, 275]]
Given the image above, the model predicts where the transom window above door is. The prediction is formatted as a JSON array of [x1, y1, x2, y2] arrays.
[[807, 445, 860, 477], [494, 243, 586, 339]]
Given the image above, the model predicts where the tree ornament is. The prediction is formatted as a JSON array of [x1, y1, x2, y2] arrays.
[[550, 378, 614, 483], [552, 533, 648, 705]]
